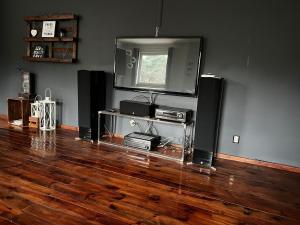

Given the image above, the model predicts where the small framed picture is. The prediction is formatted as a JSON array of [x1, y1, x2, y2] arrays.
[[42, 21, 56, 37], [32, 45, 47, 58]]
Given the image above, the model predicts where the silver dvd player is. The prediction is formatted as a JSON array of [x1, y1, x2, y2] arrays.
[[155, 106, 193, 123]]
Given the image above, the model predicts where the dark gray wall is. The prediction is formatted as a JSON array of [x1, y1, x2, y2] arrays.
[[1, 0, 300, 167]]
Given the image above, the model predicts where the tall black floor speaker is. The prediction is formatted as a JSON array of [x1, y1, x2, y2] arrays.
[[193, 75, 224, 166], [78, 70, 106, 141]]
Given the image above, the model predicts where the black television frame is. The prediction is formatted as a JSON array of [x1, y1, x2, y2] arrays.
[[113, 36, 203, 97]]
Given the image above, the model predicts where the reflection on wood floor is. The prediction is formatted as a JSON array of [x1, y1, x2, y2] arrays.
[[0, 119, 300, 224]]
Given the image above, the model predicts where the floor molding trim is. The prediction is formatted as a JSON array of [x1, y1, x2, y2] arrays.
[[1, 113, 78, 131], [217, 153, 300, 174], [0, 114, 8, 121], [59, 124, 79, 131]]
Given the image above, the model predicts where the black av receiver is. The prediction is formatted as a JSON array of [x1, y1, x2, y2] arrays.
[[124, 132, 161, 151], [155, 106, 193, 123]]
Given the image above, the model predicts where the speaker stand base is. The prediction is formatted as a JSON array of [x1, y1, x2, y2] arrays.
[[74, 137, 94, 144], [186, 161, 217, 175]]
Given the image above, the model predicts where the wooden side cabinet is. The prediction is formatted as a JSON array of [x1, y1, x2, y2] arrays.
[[7, 98, 31, 127]]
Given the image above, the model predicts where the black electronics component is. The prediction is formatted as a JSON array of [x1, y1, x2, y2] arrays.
[[193, 75, 224, 167], [123, 132, 161, 151], [78, 70, 106, 141], [155, 106, 193, 123], [120, 100, 156, 117]]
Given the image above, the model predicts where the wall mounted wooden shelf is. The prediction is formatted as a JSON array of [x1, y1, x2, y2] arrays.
[[24, 14, 78, 63], [24, 37, 76, 42], [23, 56, 74, 63], [24, 14, 78, 21]]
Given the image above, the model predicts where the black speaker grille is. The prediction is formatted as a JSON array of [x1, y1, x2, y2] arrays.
[[78, 70, 106, 140], [193, 76, 224, 166]]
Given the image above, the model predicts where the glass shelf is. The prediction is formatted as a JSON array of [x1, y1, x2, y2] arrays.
[[98, 110, 194, 163], [99, 110, 193, 127]]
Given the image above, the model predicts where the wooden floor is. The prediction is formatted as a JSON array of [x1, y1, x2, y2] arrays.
[[0, 120, 300, 225]]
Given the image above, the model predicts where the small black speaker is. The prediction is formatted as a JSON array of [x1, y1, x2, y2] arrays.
[[78, 70, 106, 141], [193, 75, 224, 166]]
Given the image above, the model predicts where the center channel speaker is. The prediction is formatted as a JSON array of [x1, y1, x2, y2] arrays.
[[193, 75, 224, 167], [78, 70, 106, 141]]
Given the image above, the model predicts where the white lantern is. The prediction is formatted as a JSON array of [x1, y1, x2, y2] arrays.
[[39, 88, 56, 131], [31, 95, 42, 118]]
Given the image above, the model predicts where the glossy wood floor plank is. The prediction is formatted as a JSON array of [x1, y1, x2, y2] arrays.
[[0, 121, 300, 224]]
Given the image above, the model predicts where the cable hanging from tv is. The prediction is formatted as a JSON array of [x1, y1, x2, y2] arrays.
[[130, 93, 158, 105], [155, 0, 164, 37], [131, 95, 151, 103]]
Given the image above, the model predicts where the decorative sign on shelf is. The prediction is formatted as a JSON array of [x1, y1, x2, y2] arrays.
[[32, 45, 46, 58], [42, 21, 56, 37]]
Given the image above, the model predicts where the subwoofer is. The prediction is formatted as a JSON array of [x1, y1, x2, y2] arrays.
[[193, 75, 224, 166], [78, 70, 106, 141]]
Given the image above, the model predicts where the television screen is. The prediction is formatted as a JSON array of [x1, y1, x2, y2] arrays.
[[114, 37, 202, 96]]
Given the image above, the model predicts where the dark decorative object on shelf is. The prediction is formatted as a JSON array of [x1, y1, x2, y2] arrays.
[[58, 28, 66, 37], [32, 45, 47, 58]]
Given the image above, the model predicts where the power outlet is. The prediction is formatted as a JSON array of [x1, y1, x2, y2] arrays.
[[233, 135, 240, 144]]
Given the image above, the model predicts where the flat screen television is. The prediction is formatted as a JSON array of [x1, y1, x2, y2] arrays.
[[114, 37, 202, 97]]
